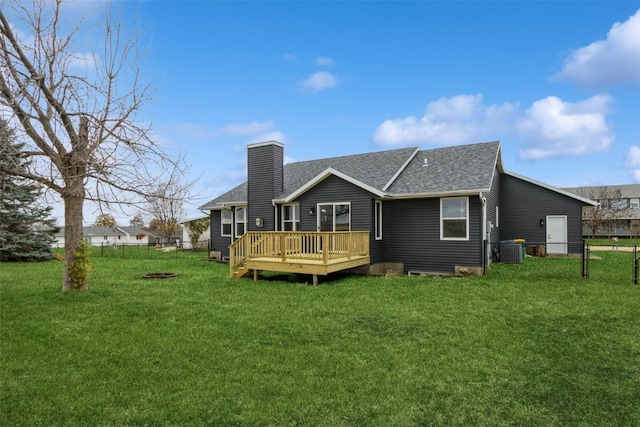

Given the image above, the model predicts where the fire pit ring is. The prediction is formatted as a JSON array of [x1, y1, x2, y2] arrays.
[[142, 272, 178, 279]]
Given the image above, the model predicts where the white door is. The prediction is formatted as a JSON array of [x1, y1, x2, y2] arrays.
[[546, 215, 567, 254]]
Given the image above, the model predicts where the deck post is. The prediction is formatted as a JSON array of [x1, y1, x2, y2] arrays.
[[312, 274, 318, 286], [280, 233, 286, 261], [322, 234, 328, 264], [253, 269, 258, 281]]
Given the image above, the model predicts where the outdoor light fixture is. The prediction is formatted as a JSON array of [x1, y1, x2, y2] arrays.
[[255, 217, 263, 228], [309, 207, 316, 216], [539, 219, 545, 226]]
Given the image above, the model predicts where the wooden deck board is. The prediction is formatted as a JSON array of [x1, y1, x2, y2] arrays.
[[229, 231, 370, 280], [245, 255, 370, 276]]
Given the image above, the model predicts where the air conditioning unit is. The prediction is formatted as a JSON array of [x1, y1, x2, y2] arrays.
[[500, 243, 523, 264]]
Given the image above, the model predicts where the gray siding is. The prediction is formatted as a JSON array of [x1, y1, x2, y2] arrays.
[[486, 170, 500, 244], [291, 175, 382, 261], [247, 143, 283, 232], [499, 174, 584, 245], [382, 197, 483, 274], [209, 210, 232, 258], [484, 170, 500, 265], [294, 175, 375, 232]]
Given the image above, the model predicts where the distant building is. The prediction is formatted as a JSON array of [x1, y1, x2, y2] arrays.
[[179, 215, 211, 250], [53, 226, 158, 247], [563, 184, 640, 238]]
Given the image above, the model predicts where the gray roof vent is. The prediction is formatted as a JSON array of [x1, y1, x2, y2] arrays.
[[422, 157, 428, 167]]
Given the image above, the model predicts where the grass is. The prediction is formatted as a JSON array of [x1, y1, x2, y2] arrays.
[[1, 250, 639, 426], [585, 237, 639, 246]]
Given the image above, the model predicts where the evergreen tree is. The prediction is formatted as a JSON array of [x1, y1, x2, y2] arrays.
[[0, 120, 57, 261]]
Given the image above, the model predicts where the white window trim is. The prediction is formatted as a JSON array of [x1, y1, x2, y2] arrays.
[[281, 203, 300, 231], [440, 197, 469, 241], [375, 200, 383, 240], [495, 206, 499, 228], [221, 209, 232, 237], [235, 206, 247, 237]]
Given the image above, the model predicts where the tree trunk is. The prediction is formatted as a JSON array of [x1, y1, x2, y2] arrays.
[[61, 117, 89, 291], [62, 190, 86, 291]]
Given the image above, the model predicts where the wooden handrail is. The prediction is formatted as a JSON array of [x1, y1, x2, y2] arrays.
[[228, 231, 370, 277]]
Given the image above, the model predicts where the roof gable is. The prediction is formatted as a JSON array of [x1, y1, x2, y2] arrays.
[[280, 147, 419, 198], [199, 141, 509, 209], [386, 141, 501, 196]]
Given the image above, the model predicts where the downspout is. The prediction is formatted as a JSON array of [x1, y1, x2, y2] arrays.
[[272, 200, 279, 231], [480, 193, 488, 273]]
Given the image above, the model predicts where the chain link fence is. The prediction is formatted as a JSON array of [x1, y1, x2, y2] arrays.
[[585, 244, 638, 284], [489, 240, 639, 284], [52, 239, 212, 259]]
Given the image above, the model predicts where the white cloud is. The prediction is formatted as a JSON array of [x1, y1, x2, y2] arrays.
[[552, 9, 640, 89], [315, 56, 334, 66], [625, 146, 640, 167], [172, 123, 216, 140], [67, 52, 99, 71], [372, 94, 518, 146], [248, 131, 286, 145], [372, 93, 615, 161], [516, 95, 614, 160], [219, 120, 275, 137], [625, 146, 640, 182], [170, 120, 277, 140], [299, 71, 338, 93]]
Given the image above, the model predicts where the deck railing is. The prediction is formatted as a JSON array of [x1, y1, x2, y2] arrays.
[[229, 231, 369, 276]]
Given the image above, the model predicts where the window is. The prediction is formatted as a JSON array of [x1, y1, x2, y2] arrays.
[[375, 200, 383, 240], [282, 204, 300, 231], [610, 199, 629, 209], [235, 207, 247, 237], [441, 197, 469, 240], [631, 198, 640, 209], [221, 210, 232, 236], [318, 203, 350, 232]]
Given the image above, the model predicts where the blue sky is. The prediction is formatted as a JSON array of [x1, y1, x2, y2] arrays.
[[49, 1, 640, 223]]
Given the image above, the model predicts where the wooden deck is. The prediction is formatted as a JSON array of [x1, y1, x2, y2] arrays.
[[229, 231, 370, 284]]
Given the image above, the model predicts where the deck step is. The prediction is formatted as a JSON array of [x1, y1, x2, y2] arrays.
[[232, 264, 251, 279]]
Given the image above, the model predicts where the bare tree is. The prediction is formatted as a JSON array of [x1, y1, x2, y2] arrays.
[[92, 213, 117, 227], [574, 187, 632, 238], [144, 174, 188, 245], [129, 212, 144, 227], [0, 1, 187, 290]]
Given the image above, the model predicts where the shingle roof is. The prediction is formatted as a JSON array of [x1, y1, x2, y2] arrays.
[[387, 141, 500, 195], [53, 226, 159, 237], [199, 141, 502, 209], [53, 226, 126, 237]]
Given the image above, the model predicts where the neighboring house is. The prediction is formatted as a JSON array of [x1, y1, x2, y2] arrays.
[[53, 226, 157, 247], [146, 229, 183, 247], [118, 226, 156, 246], [179, 215, 211, 249], [563, 184, 640, 238], [200, 140, 596, 276]]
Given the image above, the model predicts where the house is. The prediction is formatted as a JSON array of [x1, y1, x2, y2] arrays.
[[179, 215, 211, 250], [53, 226, 156, 247], [563, 184, 640, 238], [200, 140, 596, 279]]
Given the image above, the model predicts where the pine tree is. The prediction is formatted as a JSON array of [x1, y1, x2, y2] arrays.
[[0, 120, 57, 261]]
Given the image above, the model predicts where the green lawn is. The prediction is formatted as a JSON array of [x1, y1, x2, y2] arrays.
[[1, 251, 639, 426]]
